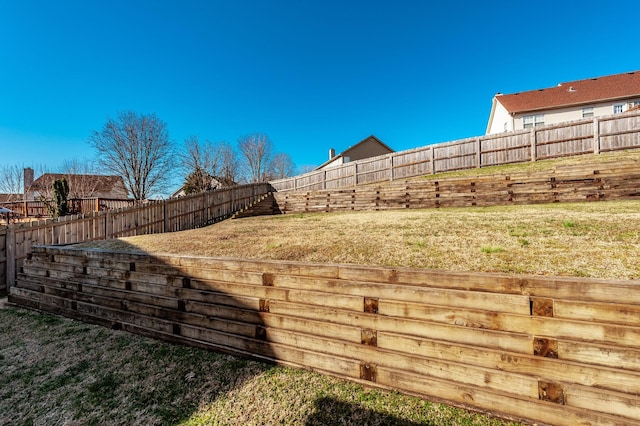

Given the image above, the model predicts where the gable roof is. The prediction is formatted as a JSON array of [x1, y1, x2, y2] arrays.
[[316, 135, 394, 170], [495, 71, 640, 114], [29, 174, 127, 195], [0, 193, 20, 203]]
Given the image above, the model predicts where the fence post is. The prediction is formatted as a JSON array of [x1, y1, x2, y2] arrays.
[[163, 201, 169, 233], [530, 128, 537, 162], [6, 225, 15, 288], [201, 193, 206, 225], [475, 137, 482, 168], [430, 145, 435, 174], [389, 153, 394, 181], [593, 117, 600, 155], [353, 163, 358, 186]]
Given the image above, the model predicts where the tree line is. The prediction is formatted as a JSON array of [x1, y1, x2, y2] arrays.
[[0, 111, 297, 202]]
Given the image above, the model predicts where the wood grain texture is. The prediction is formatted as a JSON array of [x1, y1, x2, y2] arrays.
[[9, 246, 640, 425]]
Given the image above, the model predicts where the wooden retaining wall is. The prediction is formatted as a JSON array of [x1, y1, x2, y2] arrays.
[[274, 156, 640, 213], [270, 111, 640, 192], [0, 184, 270, 295], [9, 246, 640, 425]]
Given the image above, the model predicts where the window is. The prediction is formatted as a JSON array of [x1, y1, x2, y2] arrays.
[[523, 114, 544, 128], [503, 122, 508, 132], [582, 107, 594, 118], [614, 104, 624, 114]]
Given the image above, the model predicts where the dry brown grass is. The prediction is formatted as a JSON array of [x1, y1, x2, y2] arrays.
[[78, 200, 640, 280]]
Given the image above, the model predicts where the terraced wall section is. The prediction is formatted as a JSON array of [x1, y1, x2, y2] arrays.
[[273, 156, 640, 213], [9, 246, 640, 425]]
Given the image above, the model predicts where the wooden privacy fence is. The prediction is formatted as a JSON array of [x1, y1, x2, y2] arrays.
[[0, 183, 270, 294], [271, 110, 640, 192], [274, 156, 640, 213], [9, 246, 640, 425], [0, 198, 137, 218]]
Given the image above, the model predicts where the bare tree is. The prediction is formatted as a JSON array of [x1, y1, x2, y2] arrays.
[[268, 153, 296, 180], [88, 111, 174, 200], [60, 158, 100, 198], [0, 164, 24, 200], [180, 136, 220, 194], [218, 141, 240, 183], [238, 133, 273, 183]]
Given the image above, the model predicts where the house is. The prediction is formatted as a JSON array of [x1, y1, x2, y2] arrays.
[[486, 71, 640, 134], [171, 175, 236, 198], [0, 194, 20, 203], [316, 135, 394, 170], [24, 170, 129, 200]]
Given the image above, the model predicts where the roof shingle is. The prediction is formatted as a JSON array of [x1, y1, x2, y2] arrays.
[[496, 71, 640, 114]]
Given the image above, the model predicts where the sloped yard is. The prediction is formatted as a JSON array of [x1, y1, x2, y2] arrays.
[[78, 200, 640, 280]]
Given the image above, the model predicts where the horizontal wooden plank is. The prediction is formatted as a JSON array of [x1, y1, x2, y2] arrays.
[[178, 323, 361, 379], [565, 383, 640, 421], [378, 332, 640, 395], [265, 327, 538, 399], [337, 266, 640, 304], [376, 367, 631, 426], [559, 340, 640, 372], [189, 279, 365, 311], [273, 275, 530, 315], [554, 299, 640, 325], [268, 300, 532, 353], [381, 299, 640, 348]]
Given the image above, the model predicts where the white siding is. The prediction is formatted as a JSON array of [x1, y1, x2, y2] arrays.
[[510, 99, 640, 131], [487, 99, 512, 134]]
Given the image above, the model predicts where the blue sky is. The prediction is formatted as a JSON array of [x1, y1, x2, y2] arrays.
[[1, 0, 638, 187]]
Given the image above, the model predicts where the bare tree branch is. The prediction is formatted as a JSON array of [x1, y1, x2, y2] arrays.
[[88, 111, 174, 200], [218, 141, 240, 183], [60, 158, 100, 198], [268, 152, 296, 180], [237, 133, 273, 183], [0, 164, 23, 200]]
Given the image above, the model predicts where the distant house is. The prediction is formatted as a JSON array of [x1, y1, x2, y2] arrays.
[[0, 193, 20, 203], [24, 170, 129, 200], [486, 71, 640, 134], [171, 176, 237, 198], [316, 135, 394, 170]]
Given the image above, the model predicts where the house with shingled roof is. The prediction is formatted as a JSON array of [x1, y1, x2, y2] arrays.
[[24, 171, 129, 201], [316, 135, 394, 170], [486, 71, 640, 134]]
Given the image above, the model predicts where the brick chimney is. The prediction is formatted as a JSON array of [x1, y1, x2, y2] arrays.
[[23, 167, 34, 200], [329, 148, 335, 160]]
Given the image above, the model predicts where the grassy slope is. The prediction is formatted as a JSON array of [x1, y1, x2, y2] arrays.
[[80, 200, 640, 280], [77, 151, 640, 280]]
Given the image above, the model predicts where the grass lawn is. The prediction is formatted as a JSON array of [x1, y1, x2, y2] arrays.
[[79, 200, 640, 280]]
